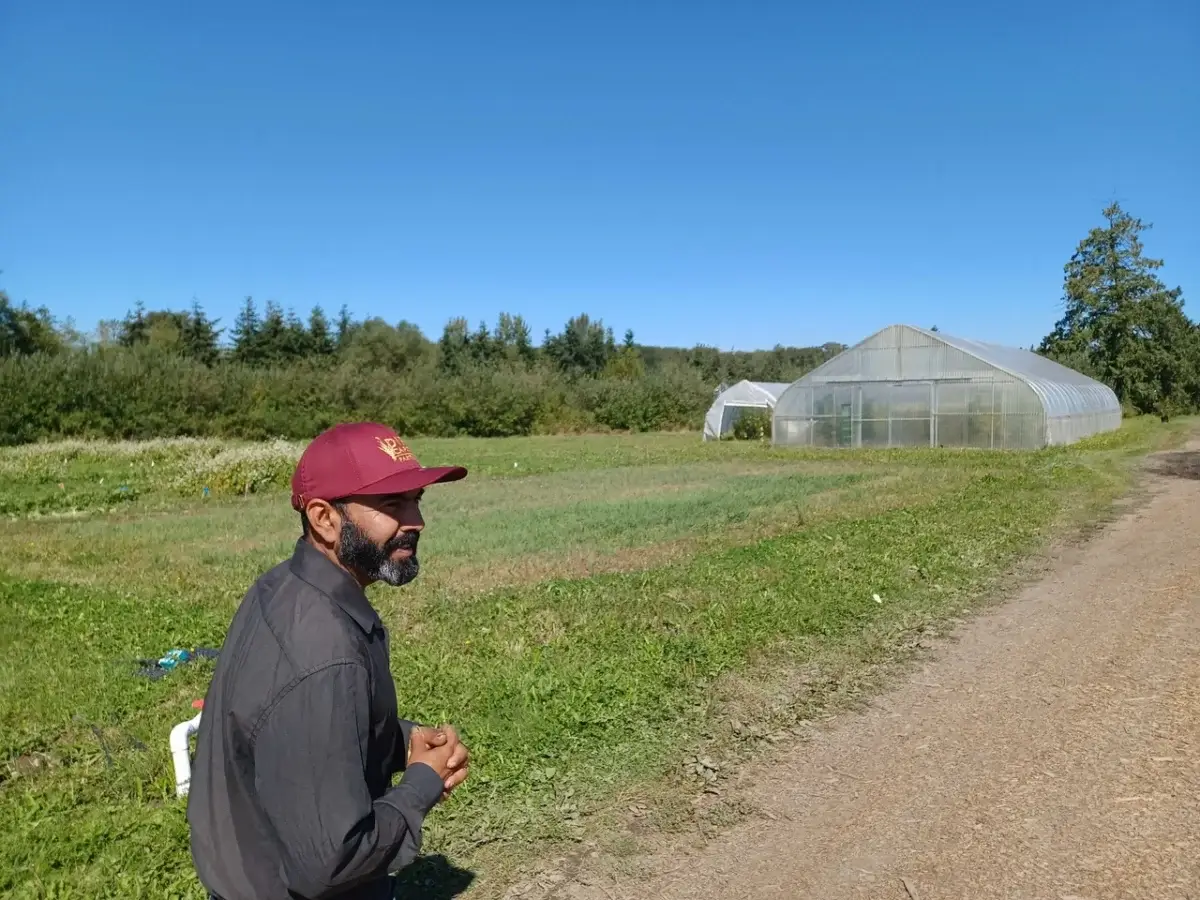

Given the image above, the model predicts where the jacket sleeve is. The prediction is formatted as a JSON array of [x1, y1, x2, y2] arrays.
[[396, 718, 420, 773], [251, 661, 445, 898]]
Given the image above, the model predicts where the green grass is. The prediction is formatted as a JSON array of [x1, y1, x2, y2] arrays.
[[0, 433, 820, 516], [0, 418, 1191, 898]]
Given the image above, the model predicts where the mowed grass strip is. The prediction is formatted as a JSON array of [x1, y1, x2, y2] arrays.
[[0, 421, 1189, 898], [0, 433, 821, 515], [0, 427, 1018, 516], [0, 461, 874, 601]]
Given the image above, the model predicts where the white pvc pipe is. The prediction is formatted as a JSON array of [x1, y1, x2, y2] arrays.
[[170, 713, 203, 798]]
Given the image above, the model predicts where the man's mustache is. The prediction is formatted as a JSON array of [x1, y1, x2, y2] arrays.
[[386, 532, 419, 554]]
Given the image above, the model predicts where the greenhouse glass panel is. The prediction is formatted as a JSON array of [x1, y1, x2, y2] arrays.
[[860, 419, 890, 448], [935, 414, 966, 447], [775, 418, 811, 445], [966, 382, 997, 414], [859, 382, 890, 420], [890, 383, 932, 418], [998, 413, 1044, 450], [966, 414, 995, 449], [789, 387, 812, 418], [812, 417, 836, 447], [936, 382, 970, 414], [892, 418, 932, 446], [772, 324, 1119, 450], [813, 387, 836, 417]]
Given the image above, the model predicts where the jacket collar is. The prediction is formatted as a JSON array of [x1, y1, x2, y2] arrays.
[[288, 538, 383, 635]]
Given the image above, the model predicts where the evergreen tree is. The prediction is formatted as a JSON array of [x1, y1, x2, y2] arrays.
[[119, 301, 151, 347], [231, 296, 263, 365], [309, 306, 335, 356], [181, 301, 222, 365], [282, 308, 312, 360], [605, 328, 646, 380], [469, 319, 497, 365], [257, 300, 289, 364], [1039, 202, 1197, 416], [335, 304, 356, 350], [438, 317, 471, 374]]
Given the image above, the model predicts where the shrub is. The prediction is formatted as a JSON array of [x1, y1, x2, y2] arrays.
[[170, 439, 303, 496], [731, 410, 772, 441], [0, 348, 721, 444]]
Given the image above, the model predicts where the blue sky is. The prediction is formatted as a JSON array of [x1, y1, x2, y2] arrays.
[[1, 1, 1196, 351]]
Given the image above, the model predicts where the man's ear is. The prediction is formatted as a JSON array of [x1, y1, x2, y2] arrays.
[[304, 499, 343, 545]]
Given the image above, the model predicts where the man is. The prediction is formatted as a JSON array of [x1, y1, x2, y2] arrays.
[[188, 422, 471, 900]]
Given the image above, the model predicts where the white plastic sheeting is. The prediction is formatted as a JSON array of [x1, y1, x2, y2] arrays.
[[773, 325, 1121, 450], [703, 381, 792, 441]]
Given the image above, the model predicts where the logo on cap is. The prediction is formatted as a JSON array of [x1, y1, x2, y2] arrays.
[[376, 436, 415, 463]]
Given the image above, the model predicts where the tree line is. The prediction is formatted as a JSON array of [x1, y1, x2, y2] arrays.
[[0, 291, 845, 443], [0, 202, 1191, 444]]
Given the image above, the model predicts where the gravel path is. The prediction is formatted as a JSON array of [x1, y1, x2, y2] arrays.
[[570, 450, 1200, 900]]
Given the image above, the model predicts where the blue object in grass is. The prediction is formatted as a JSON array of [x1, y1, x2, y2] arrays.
[[133, 646, 220, 679], [157, 649, 192, 670]]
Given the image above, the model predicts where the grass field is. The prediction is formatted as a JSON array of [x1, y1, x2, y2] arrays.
[[0, 421, 1190, 898]]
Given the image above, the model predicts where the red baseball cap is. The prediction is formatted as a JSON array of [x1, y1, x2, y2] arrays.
[[290, 422, 467, 511]]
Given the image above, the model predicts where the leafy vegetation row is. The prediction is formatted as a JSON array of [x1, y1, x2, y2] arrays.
[[0, 335, 843, 443]]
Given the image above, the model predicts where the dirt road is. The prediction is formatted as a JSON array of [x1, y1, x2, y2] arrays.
[[569, 452, 1200, 900]]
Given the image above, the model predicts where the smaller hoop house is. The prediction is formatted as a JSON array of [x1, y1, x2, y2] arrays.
[[703, 381, 791, 441]]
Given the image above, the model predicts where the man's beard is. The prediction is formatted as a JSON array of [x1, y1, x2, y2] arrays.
[[338, 519, 420, 587]]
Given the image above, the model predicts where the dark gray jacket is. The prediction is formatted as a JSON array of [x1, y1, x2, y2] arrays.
[[187, 539, 444, 900]]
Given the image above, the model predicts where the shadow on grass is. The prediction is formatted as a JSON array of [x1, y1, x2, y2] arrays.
[[393, 855, 476, 899], [1149, 451, 1200, 481]]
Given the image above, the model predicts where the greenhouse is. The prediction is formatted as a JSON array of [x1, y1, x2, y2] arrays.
[[702, 380, 792, 441], [772, 324, 1121, 450]]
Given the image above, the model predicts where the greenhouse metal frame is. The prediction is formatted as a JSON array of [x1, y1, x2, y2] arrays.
[[703, 380, 792, 441], [772, 324, 1121, 450]]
